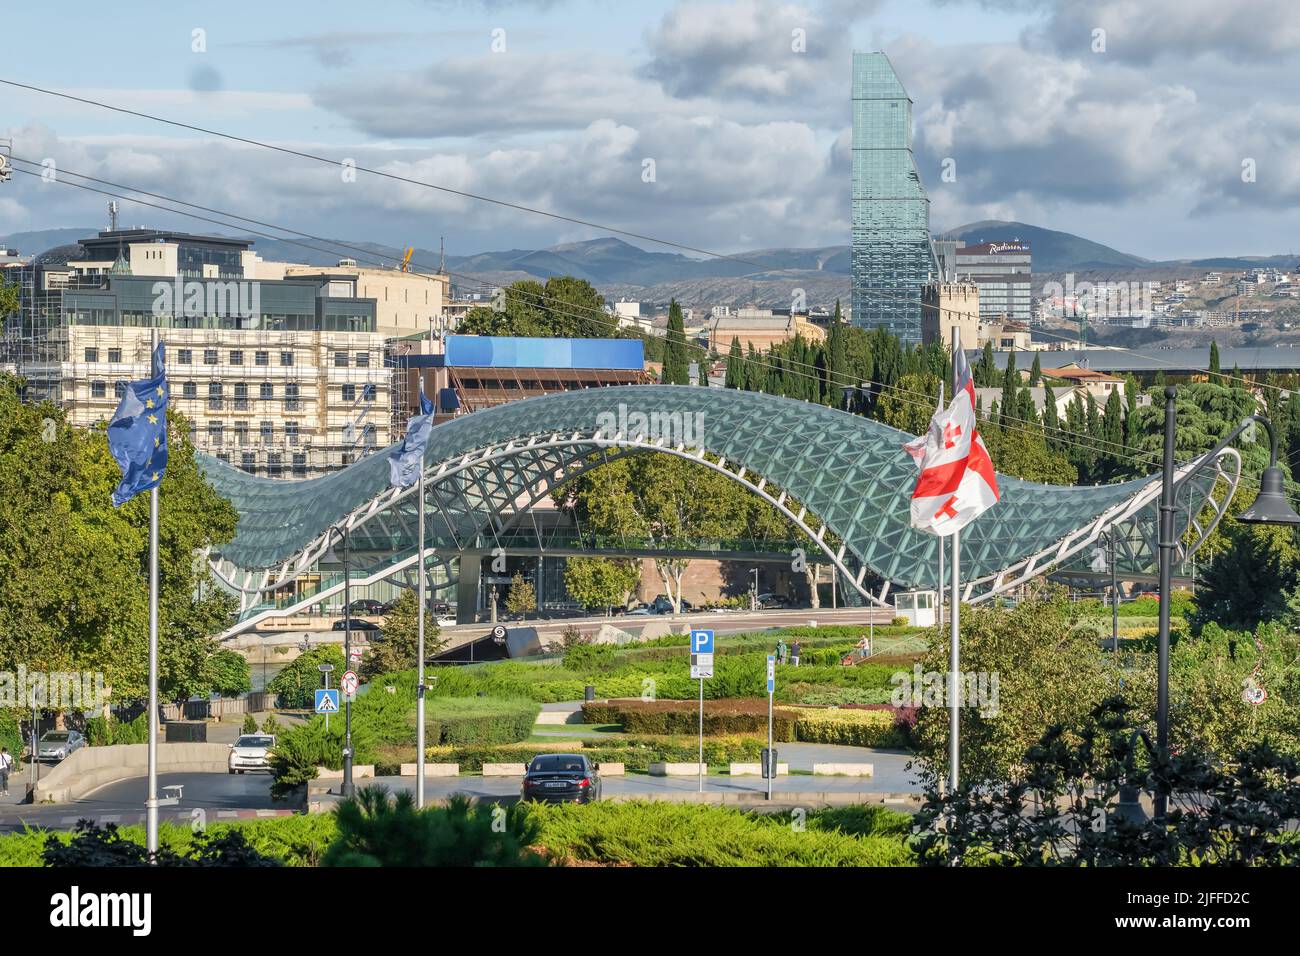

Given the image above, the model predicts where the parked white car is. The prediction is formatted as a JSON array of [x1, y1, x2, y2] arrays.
[[228, 734, 276, 774], [37, 730, 86, 762]]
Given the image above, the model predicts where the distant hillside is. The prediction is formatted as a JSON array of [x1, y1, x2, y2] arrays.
[[939, 220, 1149, 272]]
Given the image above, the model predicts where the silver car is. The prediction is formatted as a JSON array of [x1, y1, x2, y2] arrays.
[[37, 730, 86, 762], [228, 734, 276, 774]]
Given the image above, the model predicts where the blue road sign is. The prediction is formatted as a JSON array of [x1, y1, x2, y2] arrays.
[[690, 629, 715, 654], [314, 688, 340, 714], [767, 654, 776, 694]]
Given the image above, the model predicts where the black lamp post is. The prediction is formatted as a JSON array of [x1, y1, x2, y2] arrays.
[[1154, 387, 1300, 817], [321, 528, 354, 799]]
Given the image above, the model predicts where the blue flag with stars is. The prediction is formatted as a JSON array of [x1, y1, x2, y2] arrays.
[[108, 341, 169, 507], [388, 379, 434, 489]]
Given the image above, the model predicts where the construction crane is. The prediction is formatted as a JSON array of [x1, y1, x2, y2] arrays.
[[400, 247, 414, 272]]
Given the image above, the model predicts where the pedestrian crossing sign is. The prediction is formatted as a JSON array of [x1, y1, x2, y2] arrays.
[[314, 689, 340, 714]]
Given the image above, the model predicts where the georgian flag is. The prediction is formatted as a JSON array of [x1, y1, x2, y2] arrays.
[[901, 348, 1000, 536]]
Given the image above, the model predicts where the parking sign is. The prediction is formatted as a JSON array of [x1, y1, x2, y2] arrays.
[[690, 629, 714, 654]]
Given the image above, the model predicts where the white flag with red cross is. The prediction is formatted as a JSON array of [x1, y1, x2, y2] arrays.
[[901, 348, 1000, 536]]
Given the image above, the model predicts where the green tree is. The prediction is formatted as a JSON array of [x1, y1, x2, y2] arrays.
[[724, 337, 743, 389], [1209, 339, 1221, 379], [505, 572, 538, 618], [268, 645, 345, 709], [0, 278, 18, 319], [0, 378, 238, 708], [206, 649, 251, 698], [1029, 353, 1042, 386], [360, 590, 444, 679], [877, 372, 939, 435], [563, 557, 641, 614], [661, 300, 690, 384]]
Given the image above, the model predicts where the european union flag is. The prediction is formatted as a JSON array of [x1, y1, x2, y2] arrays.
[[108, 341, 169, 507], [388, 380, 434, 488]]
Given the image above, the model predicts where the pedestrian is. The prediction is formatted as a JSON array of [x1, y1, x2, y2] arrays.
[[0, 747, 12, 796], [790, 640, 802, 668], [776, 639, 788, 665]]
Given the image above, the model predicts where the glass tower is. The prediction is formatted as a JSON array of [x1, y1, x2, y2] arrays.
[[851, 52, 937, 345]]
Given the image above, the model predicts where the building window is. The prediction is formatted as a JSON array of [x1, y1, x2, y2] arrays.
[[267, 453, 283, 478], [334, 351, 349, 368], [233, 382, 248, 409], [115, 381, 127, 399], [284, 382, 300, 411], [208, 422, 224, 446], [292, 453, 307, 477], [260, 382, 274, 400], [361, 383, 376, 401], [91, 381, 106, 398], [204, 349, 218, 365], [260, 421, 274, 444], [285, 421, 299, 445], [85, 348, 99, 363], [229, 350, 244, 366], [255, 350, 269, 366], [342, 384, 356, 402], [280, 351, 294, 367], [178, 349, 193, 365], [182, 382, 197, 399], [241, 452, 256, 473], [107, 348, 122, 363], [355, 351, 370, 368], [208, 382, 223, 410]]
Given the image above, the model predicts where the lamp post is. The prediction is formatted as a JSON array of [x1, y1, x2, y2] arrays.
[[1153, 388, 1300, 817], [749, 568, 759, 611], [321, 528, 355, 799]]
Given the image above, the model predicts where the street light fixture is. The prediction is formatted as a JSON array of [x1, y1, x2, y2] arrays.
[[1154, 390, 1300, 817], [320, 528, 355, 799]]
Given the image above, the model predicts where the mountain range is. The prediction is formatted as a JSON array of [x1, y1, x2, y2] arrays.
[[5, 221, 1297, 307]]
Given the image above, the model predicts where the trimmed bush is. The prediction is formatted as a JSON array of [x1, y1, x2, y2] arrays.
[[425, 733, 766, 773], [84, 713, 150, 747], [795, 707, 914, 748], [582, 698, 797, 740], [425, 697, 539, 745]]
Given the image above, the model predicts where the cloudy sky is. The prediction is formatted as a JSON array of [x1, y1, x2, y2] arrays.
[[2, 0, 1298, 260]]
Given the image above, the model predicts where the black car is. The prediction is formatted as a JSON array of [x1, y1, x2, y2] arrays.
[[333, 618, 382, 631], [521, 754, 602, 804], [349, 599, 385, 615]]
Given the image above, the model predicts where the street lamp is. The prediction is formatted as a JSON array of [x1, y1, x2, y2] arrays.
[[1154, 389, 1300, 817], [320, 528, 355, 799], [749, 568, 759, 611]]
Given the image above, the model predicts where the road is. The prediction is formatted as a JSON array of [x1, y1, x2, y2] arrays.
[[0, 772, 289, 834]]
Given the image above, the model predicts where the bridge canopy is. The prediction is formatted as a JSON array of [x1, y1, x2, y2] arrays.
[[199, 385, 1232, 624]]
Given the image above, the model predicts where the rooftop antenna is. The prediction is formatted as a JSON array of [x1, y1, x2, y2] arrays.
[[108, 200, 119, 232], [439, 236, 445, 273]]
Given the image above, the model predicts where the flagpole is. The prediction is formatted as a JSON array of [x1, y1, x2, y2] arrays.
[[948, 328, 961, 794], [415, 452, 427, 809], [146, 327, 160, 857], [937, 381, 945, 630]]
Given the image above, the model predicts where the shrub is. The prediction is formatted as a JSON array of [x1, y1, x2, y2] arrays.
[[582, 698, 797, 739], [425, 734, 766, 773], [562, 642, 617, 672], [527, 801, 914, 866], [260, 713, 282, 735], [84, 713, 150, 747], [425, 697, 539, 745], [241, 714, 259, 735], [795, 708, 912, 748], [322, 789, 546, 867], [0, 709, 22, 759]]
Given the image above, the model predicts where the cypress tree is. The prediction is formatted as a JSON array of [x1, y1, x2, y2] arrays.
[[662, 299, 690, 385], [1029, 352, 1042, 386], [1209, 339, 1221, 379], [725, 337, 743, 389]]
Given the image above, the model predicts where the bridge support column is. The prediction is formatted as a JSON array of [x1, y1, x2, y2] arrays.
[[456, 552, 484, 625]]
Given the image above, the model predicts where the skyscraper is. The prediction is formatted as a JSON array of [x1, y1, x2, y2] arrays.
[[851, 52, 937, 345]]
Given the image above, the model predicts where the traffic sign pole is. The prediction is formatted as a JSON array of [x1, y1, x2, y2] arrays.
[[689, 629, 714, 794], [766, 654, 775, 800]]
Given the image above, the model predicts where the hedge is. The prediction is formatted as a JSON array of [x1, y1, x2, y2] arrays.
[[84, 714, 150, 747], [0, 802, 915, 868], [794, 707, 914, 748], [582, 698, 797, 740], [424, 697, 539, 745], [424, 734, 766, 773]]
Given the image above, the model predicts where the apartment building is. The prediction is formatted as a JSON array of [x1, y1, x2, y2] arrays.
[[4, 229, 390, 477]]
